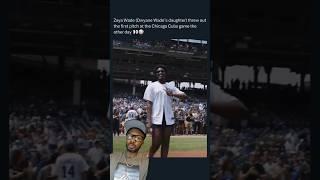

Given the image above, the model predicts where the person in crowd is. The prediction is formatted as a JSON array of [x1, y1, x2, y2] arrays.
[[51, 141, 89, 180]]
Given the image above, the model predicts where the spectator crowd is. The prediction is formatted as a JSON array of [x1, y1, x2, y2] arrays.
[[210, 99, 311, 180], [9, 98, 111, 180], [113, 88, 207, 136]]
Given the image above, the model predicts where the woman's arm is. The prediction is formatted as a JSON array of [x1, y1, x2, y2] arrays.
[[166, 89, 187, 100], [173, 92, 187, 100]]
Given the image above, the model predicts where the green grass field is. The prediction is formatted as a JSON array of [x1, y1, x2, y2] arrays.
[[113, 135, 207, 153]]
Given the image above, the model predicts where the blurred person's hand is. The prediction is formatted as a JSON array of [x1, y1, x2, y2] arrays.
[[95, 170, 105, 177]]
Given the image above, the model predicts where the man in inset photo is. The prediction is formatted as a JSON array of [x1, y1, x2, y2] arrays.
[[110, 120, 149, 180]]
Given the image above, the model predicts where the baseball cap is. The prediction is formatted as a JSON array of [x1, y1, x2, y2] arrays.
[[124, 120, 146, 136]]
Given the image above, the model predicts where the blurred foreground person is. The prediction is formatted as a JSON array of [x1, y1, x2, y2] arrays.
[[51, 141, 89, 180]]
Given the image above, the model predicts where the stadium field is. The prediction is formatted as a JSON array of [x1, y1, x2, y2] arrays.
[[113, 135, 207, 157]]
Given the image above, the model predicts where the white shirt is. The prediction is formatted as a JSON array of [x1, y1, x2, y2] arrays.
[[137, 108, 143, 114], [114, 163, 139, 180], [143, 81, 183, 125], [199, 103, 204, 111], [193, 112, 200, 122], [52, 153, 89, 180]]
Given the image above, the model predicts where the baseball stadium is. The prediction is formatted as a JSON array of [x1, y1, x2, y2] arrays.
[[111, 39, 209, 158], [9, 0, 312, 178]]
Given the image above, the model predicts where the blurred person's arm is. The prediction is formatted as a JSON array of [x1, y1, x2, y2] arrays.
[[238, 167, 258, 180], [210, 82, 248, 119], [9, 169, 25, 180], [94, 165, 110, 177], [211, 170, 222, 179]]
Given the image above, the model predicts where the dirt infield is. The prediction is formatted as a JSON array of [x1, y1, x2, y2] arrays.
[[153, 150, 207, 158]]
